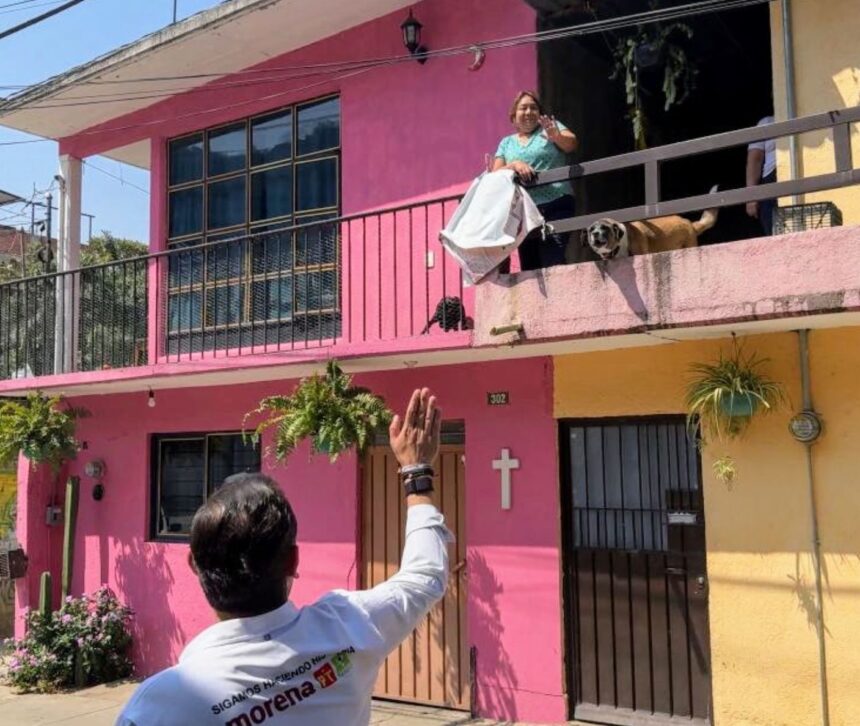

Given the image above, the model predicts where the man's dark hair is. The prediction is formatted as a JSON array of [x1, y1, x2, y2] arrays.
[[190, 473, 297, 616]]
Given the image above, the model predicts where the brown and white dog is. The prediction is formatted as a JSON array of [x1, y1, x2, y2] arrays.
[[585, 186, 719, 261]]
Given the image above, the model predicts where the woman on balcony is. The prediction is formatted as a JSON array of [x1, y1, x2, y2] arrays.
[[492, 90, 578, 271]]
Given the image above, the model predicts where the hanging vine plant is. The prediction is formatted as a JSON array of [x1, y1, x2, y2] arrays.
[[0, 392, 89, 472], [610, 21, 698, 149], [244, 360, 393, 464], [684, 340, 787, 486]]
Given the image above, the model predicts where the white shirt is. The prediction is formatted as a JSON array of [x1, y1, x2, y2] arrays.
[[749, 115, 777, 178], [116, 504, 451, 726]]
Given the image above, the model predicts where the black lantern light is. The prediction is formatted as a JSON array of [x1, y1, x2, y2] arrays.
[[401, 10, 428, 64]]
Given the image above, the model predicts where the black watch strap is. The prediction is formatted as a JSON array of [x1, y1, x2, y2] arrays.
[[404, 475, 434, 496]]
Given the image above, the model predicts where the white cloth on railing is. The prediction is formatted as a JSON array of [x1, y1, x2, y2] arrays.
[[439, 170, 544, 284]]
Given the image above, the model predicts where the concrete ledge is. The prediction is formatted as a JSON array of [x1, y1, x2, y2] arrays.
[[474, 226, 860, 346]]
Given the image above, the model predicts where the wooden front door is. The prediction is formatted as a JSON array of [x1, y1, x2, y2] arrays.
[[561, 419, 713, 726], [362, 442, 469, 710]]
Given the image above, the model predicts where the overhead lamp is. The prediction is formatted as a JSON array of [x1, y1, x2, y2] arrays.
[[401, 10, 428, 64]]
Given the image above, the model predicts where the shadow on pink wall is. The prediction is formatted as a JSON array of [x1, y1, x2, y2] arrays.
[[114, 538, 187, 673], [468, 549, 519, 719]]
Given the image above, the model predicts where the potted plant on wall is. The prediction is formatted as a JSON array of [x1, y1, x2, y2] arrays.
[[244, 360, 393, 464], [684, 340, 787, 485], [0, 392, 89, 472]]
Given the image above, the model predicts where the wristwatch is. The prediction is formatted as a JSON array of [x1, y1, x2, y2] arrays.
[[404, 474, 434, 496]]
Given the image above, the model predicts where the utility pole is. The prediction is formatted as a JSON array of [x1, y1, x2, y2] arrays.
[[173, 0, 178, 23], [42, 192, 53, 273]]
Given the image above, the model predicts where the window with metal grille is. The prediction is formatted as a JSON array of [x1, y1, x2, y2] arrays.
[[165, 95, 340, 338], [150, 432, 260, 540]]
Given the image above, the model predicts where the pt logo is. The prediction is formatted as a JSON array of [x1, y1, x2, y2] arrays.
[[313, 663, 338, 688]]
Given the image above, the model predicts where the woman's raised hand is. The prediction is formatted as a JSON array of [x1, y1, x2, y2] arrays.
[[539, 114, 561, 141]]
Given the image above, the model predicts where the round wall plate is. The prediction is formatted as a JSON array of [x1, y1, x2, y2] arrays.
[[789, 411, 822, 443]]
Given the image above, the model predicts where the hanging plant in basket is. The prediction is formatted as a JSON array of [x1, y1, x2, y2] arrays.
[[610, 20, 698, 149], [0, 392, 89, 472], [244, 360, 393, 464], [684, 342, 787, 486]]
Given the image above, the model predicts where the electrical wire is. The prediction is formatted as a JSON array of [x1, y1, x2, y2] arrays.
[[0, 137, 49, 145], [0, 0, 774, 151], [0, 0, 85, 41], [75, 64, 372, 137], [0, 0, 50, 10], [0, 0, 773, 109], [82, 159, 149, 195], [0, 1, 66, 16], [2, 64, 371, 107]]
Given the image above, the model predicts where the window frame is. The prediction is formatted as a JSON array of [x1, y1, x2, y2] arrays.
[[165, 94, 341, 337], [149, 430, 261, 542]]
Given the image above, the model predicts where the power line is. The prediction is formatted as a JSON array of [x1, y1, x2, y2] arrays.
[[1, 0, 772, 114], [77, 65, 372, 138], [0, 0, 85, 42], [82, 159, 149, 195], [0, 0, 48, 11], [2, 64, 382, 109], [0, 1, 67, 16], [0, 0, 773, 128], [0, 137, 49, 145]]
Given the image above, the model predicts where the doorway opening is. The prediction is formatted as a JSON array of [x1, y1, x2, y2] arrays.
[[538, 0, 774, 245]]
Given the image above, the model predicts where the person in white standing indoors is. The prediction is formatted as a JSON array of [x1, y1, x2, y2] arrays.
[[746, 114, 777, 236], [116, 387, 450, 726]]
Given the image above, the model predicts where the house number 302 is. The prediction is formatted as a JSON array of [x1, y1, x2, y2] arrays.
[[487, 392, 510, 406]]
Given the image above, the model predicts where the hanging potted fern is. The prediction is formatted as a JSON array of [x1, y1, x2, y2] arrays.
[[684, 341, 787, 485], [0, 392, 89, 472], [244, 360, 392, 464]]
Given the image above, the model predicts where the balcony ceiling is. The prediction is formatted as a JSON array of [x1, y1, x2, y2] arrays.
[[0, 0, 413, 168]]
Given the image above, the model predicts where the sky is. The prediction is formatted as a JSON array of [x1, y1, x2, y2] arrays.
[[0, 0, 225, 244]]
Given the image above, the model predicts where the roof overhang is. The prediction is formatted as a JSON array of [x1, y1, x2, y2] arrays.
[[0, 0, 413, 167], [0, 189, 25, 206]]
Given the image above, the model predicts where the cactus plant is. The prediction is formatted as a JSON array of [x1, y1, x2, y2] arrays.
[[61, 477, 79, 600], [38, 570, 52, 617]]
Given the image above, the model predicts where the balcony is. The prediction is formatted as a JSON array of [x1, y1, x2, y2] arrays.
[[474, 105, 860, 348], [0, 196, 468, 389], [1, 107, 859, 392]]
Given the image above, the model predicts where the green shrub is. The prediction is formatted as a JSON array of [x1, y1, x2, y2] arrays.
[[4, 586, 133, 692]]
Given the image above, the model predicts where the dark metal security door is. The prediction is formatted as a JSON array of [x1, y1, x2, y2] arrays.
[[561, 419, 712, 726]]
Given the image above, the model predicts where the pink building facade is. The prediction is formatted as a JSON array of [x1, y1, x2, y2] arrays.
[[10, 1, 574, 722], [4, 1, 860, 725]]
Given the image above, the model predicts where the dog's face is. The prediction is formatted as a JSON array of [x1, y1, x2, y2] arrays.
[[585, 219, 627, 260]]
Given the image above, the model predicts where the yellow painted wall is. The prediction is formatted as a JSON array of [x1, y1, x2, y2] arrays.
[[0, 460, 16, 639], [770, 0, 860, 224], [554, 327, 860, 726]]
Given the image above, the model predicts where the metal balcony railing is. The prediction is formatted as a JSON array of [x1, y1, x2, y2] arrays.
[[532, 105, 860, 232], [0, 195, 466, 379], [1, 106, 858, 382]]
